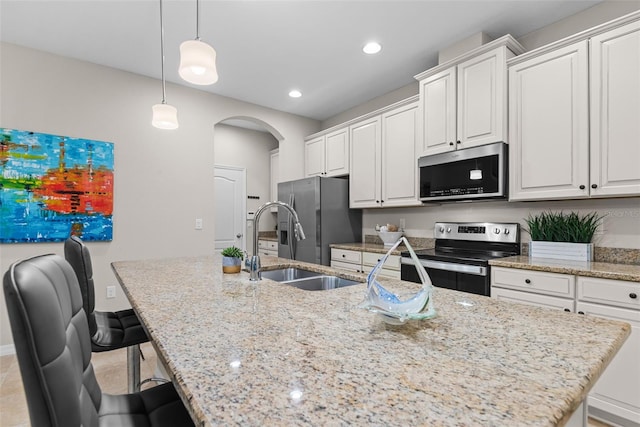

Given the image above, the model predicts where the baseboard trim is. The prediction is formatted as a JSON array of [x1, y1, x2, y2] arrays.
[[0, 344, 16, 356]]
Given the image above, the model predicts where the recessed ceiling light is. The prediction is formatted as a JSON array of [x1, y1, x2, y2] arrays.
[[289, 90, 302, 98], [363, 42, 382, 54]]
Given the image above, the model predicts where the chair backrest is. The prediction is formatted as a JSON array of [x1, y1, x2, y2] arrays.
[[64, 235, 98, 336], [3, 254, 102, 427]]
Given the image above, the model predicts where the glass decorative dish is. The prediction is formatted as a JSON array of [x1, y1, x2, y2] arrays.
[[358, 237, 436, 325]]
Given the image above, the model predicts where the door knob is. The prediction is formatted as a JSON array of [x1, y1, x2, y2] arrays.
[[236, 233, 243, 238]]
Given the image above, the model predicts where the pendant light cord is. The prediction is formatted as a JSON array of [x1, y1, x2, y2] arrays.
[[159, 0, 167, 104], [195, 0, 201, 41]]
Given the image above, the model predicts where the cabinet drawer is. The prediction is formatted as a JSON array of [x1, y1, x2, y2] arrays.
[[362, 252, 400, 270], [578, 276, 640, 310], [492, 267, 575, 298], [492, 287, 575, 312], [331, 249, 361, 264], [331, 260, 362, 273]]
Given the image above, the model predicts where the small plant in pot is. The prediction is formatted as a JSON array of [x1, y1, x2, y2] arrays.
[[221, 246, 244, 274], [524, 211, 603, 262]]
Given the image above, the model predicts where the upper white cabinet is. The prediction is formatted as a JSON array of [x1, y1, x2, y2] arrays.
[[305, 127, 349, 178], [509, 17, 640, 201], [350, 100, 421, 208], [416, 36, 524, 157], [590, 20, 640, 197]]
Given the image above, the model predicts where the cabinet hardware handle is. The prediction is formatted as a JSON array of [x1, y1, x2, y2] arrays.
[[579, 185, 585, 190], [376, 200, 380, 203], [578, 311, 585, 315], [449, 142, 454, 146], [564, 308, 571, 312], [591, 184, 598, 189], [456, 140, 461, 144], [630, 293, 638, 299], [342, 254, 345, 258], [525, 279, 531, 284]]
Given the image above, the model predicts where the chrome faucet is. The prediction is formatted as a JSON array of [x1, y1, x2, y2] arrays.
[[246, 201, 306, 281]]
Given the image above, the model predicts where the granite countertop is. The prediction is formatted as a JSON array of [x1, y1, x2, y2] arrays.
[[490, 256, 640, 283], [112, 255, 630, 426]]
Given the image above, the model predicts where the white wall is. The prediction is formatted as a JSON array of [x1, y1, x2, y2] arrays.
[[213, 123, 278, 251], [0, 42, 319, 349]]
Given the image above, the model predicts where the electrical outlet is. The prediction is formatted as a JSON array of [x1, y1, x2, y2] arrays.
[[195, 218, 203, 230], [399, 218, 406, 231], [106, 286, 116, 299]]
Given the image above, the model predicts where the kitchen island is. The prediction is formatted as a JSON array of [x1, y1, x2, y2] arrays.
[[111, 254, 630, 426]]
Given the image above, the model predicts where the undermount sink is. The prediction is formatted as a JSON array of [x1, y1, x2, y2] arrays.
[[259, 268, 362, 291], [260, 268, 322, 282]]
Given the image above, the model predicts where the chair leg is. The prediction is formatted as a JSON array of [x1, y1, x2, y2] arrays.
[[127, 345, 141, 393]]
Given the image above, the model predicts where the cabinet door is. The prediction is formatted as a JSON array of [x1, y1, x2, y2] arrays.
[[305, 136, 325, 177], [508, 41, 589, 201], [381, 102, 421, 207], [418, 67, 456, 156], [325, 128, 349, 177], [590, 20, 640, 198], [457, 47, 507, 148], [492, 287, 575, 312], [350, 117, 381, 208], [577, 301, 640, 424]]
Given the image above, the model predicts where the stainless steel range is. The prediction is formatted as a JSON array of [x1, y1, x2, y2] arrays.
[[400, 222, 520, 296]]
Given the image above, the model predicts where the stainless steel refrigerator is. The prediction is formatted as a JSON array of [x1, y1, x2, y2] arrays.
[[277, 176, 362, 265]]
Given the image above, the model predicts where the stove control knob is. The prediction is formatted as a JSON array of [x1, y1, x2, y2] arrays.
[[504, 229, 510, 235], [446, 227, 451, 233], [438, 226, 445, 233], [493, 228, 501, 234]]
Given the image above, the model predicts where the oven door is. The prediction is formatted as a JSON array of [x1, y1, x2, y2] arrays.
[[401, 257, 490, 296]]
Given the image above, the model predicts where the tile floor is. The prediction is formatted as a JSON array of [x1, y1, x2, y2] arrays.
[[0, 343, 614, 426]]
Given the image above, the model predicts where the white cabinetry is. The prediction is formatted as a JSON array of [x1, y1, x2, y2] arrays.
[[508, 17, 640, 201], [331, 248, 363, 273], [270, 149, 279, 212], [350, 101, 420, 208], [589, 20, 640, 197], [576, 276, 640, 425], [305, 127, 349, 178], [416, 36, 523, 157], [362, 252, 400, 279], [491, 267, 575, 312], [258, 239, 278, 257], [492, 265, 640, 426]]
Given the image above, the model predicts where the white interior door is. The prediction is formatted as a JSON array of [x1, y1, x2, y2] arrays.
[[214, 165, 246, 251]]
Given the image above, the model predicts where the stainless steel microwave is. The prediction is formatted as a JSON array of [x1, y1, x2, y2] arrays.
[[418, 142, 508, 202]]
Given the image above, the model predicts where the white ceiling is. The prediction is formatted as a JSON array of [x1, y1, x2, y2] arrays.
[[1, 0, 603, 122]]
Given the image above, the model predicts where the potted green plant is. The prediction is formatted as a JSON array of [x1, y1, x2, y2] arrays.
[[221, 246, 244, 273], [524, 211, 603, 262]]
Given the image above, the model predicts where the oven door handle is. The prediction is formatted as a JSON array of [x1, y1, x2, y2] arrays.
[[401, 257, 487, 276]]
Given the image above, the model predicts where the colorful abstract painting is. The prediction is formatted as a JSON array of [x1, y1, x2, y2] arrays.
[[0, 128, 114, 242]]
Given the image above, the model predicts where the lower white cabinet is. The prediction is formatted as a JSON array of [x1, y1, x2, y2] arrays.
[[362, 251, 401, 279], [491, 267, 640, 426], [331, 249, 363, 273], [258, 239, 278, 257], [577, 276, 640, 425]]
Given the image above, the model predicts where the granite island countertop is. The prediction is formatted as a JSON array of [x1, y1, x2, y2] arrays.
[[490, 256, 640, 282], [112, 254, 630, 426]]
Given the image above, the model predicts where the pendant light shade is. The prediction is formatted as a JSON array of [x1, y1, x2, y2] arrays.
[[152, 0, 178, 130], [152, 103, 179, 130], [179, 39, 218, 85], [179, 0, 218, 85]]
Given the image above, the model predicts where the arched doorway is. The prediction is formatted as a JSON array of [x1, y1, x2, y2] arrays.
[[213, 117, 282, 252]]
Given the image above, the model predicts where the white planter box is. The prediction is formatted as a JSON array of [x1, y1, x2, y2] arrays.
[[529, 241, 594, 262]]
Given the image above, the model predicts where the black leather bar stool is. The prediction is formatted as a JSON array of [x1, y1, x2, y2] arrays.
[[3, 254, 194, 427], [64, 235, 148, 392]]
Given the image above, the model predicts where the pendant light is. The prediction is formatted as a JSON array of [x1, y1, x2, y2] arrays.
[[179, 0, 218, 85], [152, 0, 179, 130]]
